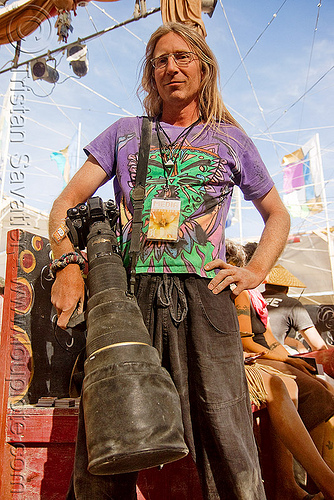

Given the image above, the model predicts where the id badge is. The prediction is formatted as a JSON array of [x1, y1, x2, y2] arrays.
[[147, 198, 181, 241]]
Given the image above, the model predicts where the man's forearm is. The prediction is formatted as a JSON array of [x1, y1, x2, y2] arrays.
[[48, 155, 108, 258], [248, 189, 290, 283], [205, 187, 290, 295], [247, 217, 290, 281], [49, 195, 76, 259]]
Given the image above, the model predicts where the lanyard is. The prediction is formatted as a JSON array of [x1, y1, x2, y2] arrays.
[[156, 117, 201, 191]]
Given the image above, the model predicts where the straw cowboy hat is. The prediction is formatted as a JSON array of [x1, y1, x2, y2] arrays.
[[264, 264, 306, 288]]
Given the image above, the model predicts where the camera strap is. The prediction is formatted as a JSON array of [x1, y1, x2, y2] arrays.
[[129, 116, 152, 295]]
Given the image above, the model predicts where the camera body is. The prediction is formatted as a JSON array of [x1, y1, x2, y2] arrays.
[[65, 197, 188, 475], [66, 197, 119, 251]]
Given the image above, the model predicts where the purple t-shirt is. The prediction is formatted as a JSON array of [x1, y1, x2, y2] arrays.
[[84, 116, 274, 277]]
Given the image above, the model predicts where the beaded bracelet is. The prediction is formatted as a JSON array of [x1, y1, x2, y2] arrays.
[[50, 252, 86, 278]]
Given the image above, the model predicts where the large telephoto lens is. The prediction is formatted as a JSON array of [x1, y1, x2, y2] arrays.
[[68, 198, 188, 475]]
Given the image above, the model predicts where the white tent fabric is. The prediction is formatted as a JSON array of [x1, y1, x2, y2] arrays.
[[278, 231, 334, 305]]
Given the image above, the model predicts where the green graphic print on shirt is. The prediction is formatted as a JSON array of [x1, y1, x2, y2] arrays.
[[119, 138, 233, 277]]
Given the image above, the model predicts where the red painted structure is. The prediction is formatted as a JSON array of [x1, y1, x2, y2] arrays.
[[298, 348, 334, 379], [0, 230, 270, 499]]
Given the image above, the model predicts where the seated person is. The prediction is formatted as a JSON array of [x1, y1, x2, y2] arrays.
[[225, 240, 334, 499], [244, 241, 328, 353], [262, 265, 328, 352], [243, 348, 334, 500]]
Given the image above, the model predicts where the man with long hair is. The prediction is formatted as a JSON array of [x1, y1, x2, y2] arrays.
[[49, 22, 290, 499]]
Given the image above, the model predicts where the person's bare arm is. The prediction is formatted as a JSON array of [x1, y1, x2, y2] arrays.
[[299, 326, 328, 351], [284, 336, 309, 353], [205, 186, 290, 295], [240, 319, 317, 375], [234, 290, 253, 337], [49, 155, 109, 328], [262, 320, 317, 374], [234, 290, 316, 374]]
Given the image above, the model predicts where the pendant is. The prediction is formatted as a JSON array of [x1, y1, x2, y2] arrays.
[[165, 159, 174, 167]]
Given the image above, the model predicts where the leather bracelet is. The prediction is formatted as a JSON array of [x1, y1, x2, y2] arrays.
[[50, 252, 85, 278]]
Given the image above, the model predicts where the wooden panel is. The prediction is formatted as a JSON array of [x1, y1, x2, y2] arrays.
[[10, 443, 75, 500], [0, 230, 83, 500], [1, 230, 20, 500], [7, 408, 79, 444]]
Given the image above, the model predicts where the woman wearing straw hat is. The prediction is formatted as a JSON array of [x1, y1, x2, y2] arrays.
[[262, 265, 328, 352]]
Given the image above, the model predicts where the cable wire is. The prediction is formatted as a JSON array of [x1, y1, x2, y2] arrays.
[[84, 3, 132, 102], [91, 1, 147, 45], [297, 0, 322, 143], [57, 68, 135, 117], [0, 7, 160, 76], [265, 63, 334, 132], [223, 0, 289, 89], [219, 0, 281, 163]]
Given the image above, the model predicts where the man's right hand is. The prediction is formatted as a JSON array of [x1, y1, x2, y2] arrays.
[[51, 264, 85, 329]]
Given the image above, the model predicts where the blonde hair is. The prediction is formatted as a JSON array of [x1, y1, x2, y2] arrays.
[[138, 22, 242, 131]]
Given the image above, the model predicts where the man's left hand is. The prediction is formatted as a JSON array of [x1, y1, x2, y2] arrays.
[[204, 259, 263, 296]]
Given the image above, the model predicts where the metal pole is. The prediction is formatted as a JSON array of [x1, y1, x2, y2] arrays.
[[0, 77, 12, 210], [0, 7, 161, 76], [315, 133, 334, 293], [76, 122, 81, 175]]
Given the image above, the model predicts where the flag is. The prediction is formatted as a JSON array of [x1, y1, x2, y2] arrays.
[[0, 81, 11, 206], [51, 128, 80, 187], [282, 134, 323, 218]]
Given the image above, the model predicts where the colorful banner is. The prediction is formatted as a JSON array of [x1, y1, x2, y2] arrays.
[[50, 128, 80, 186], [282, 134, 323, 218]]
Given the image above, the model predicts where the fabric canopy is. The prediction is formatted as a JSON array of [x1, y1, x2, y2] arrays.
[[160, 0, 206, 37], [0, 0, 56, 45], [0, 0, 119, 45], [278, 231, 334, 305]]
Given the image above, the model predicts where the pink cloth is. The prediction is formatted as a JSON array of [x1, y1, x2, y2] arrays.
[[248, 289, 268, 327], [283, 161, 305, 193]]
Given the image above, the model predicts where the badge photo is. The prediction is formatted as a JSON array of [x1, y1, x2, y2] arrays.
[[147, 198, 181, 241]]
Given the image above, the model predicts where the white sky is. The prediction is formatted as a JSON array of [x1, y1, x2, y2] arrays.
[[0, 0, 333, 241]]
